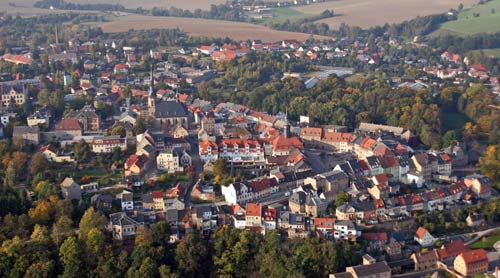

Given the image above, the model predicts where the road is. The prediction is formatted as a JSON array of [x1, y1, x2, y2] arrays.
[[184, 134, 203, 208], [464, 226, 500, 246]]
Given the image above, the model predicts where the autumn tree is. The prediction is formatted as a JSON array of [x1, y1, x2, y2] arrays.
[[30, 152, 49, 176], [78, 207, 106, 242]]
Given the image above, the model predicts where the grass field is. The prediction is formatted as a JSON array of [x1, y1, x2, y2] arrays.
[[439, 0, 500, 35], [260, 7, 314, 24], [292, 0, 478, 29], [471, 48, 500, 58], [469, 232, 500, 250], [99, 14, 331, 42]]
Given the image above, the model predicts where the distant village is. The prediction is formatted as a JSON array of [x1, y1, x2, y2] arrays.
[[1, 28, 500, 278]]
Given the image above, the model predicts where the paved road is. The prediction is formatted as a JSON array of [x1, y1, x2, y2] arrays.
[[464, 226, 500, 246], [184, 134, 203, 207]]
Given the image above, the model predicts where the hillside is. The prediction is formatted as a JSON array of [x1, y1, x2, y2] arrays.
[[438, 0, 500, 35]]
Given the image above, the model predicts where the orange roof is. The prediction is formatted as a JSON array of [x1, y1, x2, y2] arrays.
[[125, 154, 148, 169], [436, 240, 464, 259], [359, 136, 377, 149], [373, 199, 385, 208], [246, 203, 261, 217], [314, 217, 334, 229], [272, 135, 304, 152], [301, 127, 322, 137], [362, 232, 388, 241], [415, 227, 429, 239], [459, 249, 488, 264], [40, 144, 58, 154], [374, 173, 388, 185], [199, 141, 218, 154], [56, 118, 82, 131]]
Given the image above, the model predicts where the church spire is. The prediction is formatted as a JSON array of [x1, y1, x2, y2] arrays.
[[149, 63, 155, 98], [148, 62, 156, 116]]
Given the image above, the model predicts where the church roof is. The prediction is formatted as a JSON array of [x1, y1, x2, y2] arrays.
[[155, 100, 189, 118]]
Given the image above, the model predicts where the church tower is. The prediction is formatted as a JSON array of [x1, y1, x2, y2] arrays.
[[148, 64, 156, 117]]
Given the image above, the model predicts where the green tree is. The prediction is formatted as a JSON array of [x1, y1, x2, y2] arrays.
[[74, 139, 92, 164], [335, 191, 350, 208], [78, 207, 106, 241], [59, 237, 84, 278], [213, 158, 228, 184], [30, 152, 49, 176], [175, 232, 211, 278], [51, 215, 74, 246]]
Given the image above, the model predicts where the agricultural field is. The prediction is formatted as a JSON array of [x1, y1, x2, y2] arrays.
[[438, 0, 500, 35], [292, 0, 478, 28], [99, 14, 331, 42], [471, 48, 500, 58]]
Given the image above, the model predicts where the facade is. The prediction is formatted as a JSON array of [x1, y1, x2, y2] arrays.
[[454, 249, 488, 277], [221, 182, 254, 205], [0, 86, 27, 106], [65, 105, 101, 132], [411, 251, 438, 271], [334, 220, 360, 241], [414, 227, 436, 247], [245, 203, 262, 227], [13, 126, 40, 145], [109, 212, 143, 241], [199, 141, 219, 162], [60, 177, 81, 200], [91, 136, 127, 153], [218, 139, 265, 165], [157, 148, 191, 173]]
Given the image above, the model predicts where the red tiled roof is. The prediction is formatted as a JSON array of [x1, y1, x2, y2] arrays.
[[315, 217, 334, 229], [373, 199, 385, 208], [436, 240, 464, 259], [301, 127, 322, 138], [322, 131, 356, 143], [125, 154, 148, 169], [459, 249, 488, 264], [40, 144, 58, 154], [152, 191, 164, 199], [56, 118, 82, 131], [362, 232, 388, 241], [374, 173, 388, 185], [246, 203, 261, 217], [263, 207, 277, 221], [272, 135, 304, 152], [415, 227, 429, 239], [359, 136, 377, 149]]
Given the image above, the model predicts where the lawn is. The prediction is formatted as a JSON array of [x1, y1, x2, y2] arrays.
[[442, 112, 469, 132], [439, 0, 500, 35], [471, 48, 500, 58], [260, 7, 314, 24], [469, 232, 500, 249]]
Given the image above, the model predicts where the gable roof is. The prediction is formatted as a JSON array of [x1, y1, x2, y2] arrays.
[[246, 203, 261, 217], [415, 227, 430, 239], [458, 249, 488, 264]]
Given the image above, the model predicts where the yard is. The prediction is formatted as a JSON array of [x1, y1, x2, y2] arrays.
[[469, 232, 500, 250]]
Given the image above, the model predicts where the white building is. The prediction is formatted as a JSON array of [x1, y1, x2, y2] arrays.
[[221, 182, 254, 205], [414, 227, 436, 247], [91, 136, 127, 153], [334, 220, 361, 241], [157, 148, 192, 173], [218, 139, 265, 165], [119, 190, 134, 211]]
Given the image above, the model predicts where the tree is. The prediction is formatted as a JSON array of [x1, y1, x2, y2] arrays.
[[134, 116, 147, 135], [59, 237, 84, 278], [213, 158, 228, 184], [175, 232, 211, 278], [78, 207, 106, 241], [30, 152, 49, 176], [74, 139, 92, 164], [478, 144, 500, 186], [335, 191, 350, 208], [110, 125, 126, 137], [51, 215, 74, 246]]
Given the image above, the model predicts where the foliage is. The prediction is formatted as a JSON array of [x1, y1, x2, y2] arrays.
[[479, 144, 500, 188]]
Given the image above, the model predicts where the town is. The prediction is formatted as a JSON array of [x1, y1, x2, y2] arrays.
[[0, 4, 500, 278]]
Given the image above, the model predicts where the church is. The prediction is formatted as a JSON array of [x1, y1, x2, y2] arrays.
[[143, 66, 190, 129]]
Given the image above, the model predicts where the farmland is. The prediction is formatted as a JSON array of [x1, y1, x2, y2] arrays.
[[292, 0, 478, 28], [260, 7, 314, 24], [438, 0, 500, 35], [99, 14, 331, 42]]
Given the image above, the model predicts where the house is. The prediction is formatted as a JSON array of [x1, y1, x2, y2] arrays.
[[245, 203, 262, 227], [60, 177, 81, 200], [197, 44, 217, 55], [172, 124, 189, 138], [411, 153, 432, 183], [80, 182, 99, 194], [336, 203, 356, 220], [91, 193, 114, 211], [466, 213, 485, 227], [362, 232, 388, 252], [414, 227, 436, 247], [119, 190, 134, 211], [330, 261, 391, 278], [124, 154, 149, 177], [27, 107, 52, 127], [411, 251, 438, 271], [199, 141, 219, 162], [384, 238, 403, 259], [464, 174, 492, 199], [314, 217, 335, 238], [157, 147, 192, 173], [0, 86, 27, 106], [263, 206, 278, 231], [221, 182, 254, 205], [190, 181, 216, 202], [13, 126, 40, 145], [334, 220, 360, 241], [65, 105, 101, 132], [289, 191, 306, 213], [91, 136, 127, 153], [218, 139, 265, 165], [55, 118, 82, 137], [108, 212, 143, 240], [454, 249, 488, 277], [435, 240, 464, 265]]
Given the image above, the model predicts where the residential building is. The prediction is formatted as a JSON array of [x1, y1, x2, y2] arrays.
[[124, 154, 149, 177], [435, 240, 465, 265], [55, 118, 83, 137], [466, 213, 485, 227], [199, 141, 219, 162], [13, 126, 40, 145], [334, 220, 360, 241], [157, 147, 191, 173], [119, 190, 134, 211], [0, 86, 27, 106], [330, 261, 391, 278], [245, 203, 262, 227], [411, 251, 438, 271], [414, 227, 436, 247], [218, 139, 265, 165], [108, 212, 143, 241], [221, 182, 254, 205], [65, 105, 101, 132], [91, 136, 127, 153], [454, 249, 489, 277], [60, 177, 81, 200], [27, 107, 52, 127]]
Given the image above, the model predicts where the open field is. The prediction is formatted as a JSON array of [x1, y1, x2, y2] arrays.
[[260, 7, 314, 24], [469, 232, 500, 250], [293, 0, 478, 28], [439, 0, 500, 35], [471, 48, 500, 58], [99, 14, 331, 42]]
